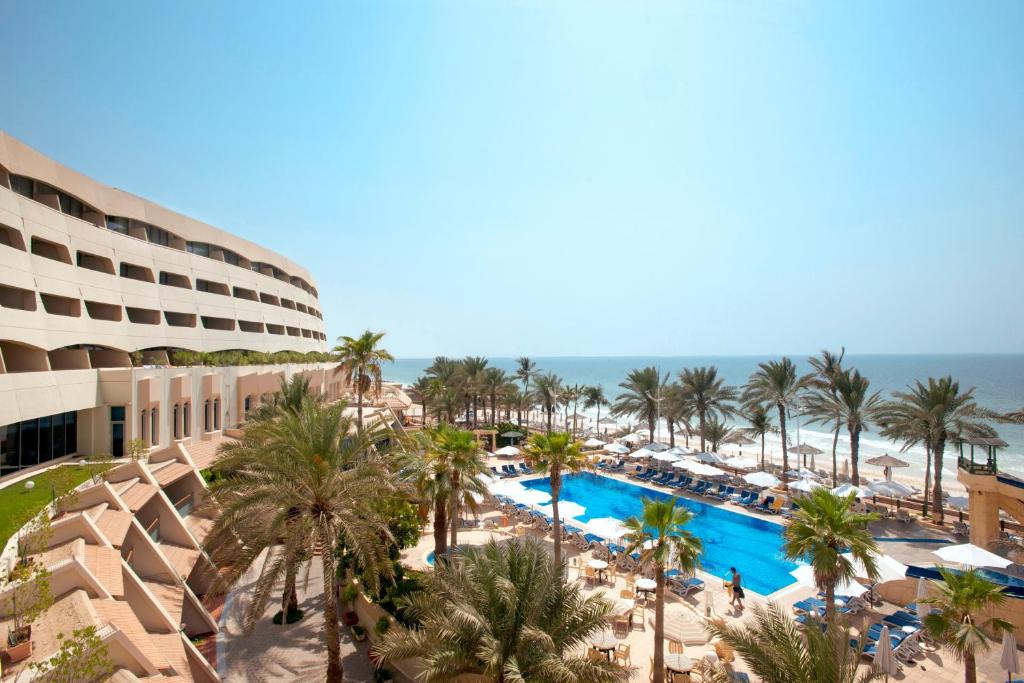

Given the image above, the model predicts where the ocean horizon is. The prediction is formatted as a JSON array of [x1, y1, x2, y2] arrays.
[[384, 353, 1024, 482]]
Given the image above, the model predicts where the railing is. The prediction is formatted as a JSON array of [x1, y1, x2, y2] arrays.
[[145, 516, 160, 542], [958, 456, 997, 475], [173, 492, 194, 517]]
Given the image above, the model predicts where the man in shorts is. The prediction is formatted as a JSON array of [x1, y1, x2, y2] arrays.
[[729, 567, 745, 609]]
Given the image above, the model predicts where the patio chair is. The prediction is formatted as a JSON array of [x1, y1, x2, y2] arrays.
[[668, 639, 685, 654], [670, 577, 704, 597], [756, 495, 776, 513], [518, 462, 533, 474], [614, 643, 631, 666]]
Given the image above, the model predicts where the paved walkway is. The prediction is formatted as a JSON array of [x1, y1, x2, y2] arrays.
[[219, 550, 376, 682]]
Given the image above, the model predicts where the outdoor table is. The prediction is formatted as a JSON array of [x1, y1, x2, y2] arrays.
[[900, 625, 918, 634], [663, 654, 693, 674], [590, 630, 619, 660], [588, 558, 609, 582], [635, 577, 657, 597]]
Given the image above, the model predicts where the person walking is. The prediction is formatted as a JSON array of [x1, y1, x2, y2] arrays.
[[729, 567, 745, 609]]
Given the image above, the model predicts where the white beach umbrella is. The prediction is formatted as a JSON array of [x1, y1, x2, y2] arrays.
[[873, 625, 898, 678], [866, 480, 916, 498], [790, 477, 823, 493], [653, 452, 681, 463], [743, 471, 779, 488], [687, 462, 726, 477], [587, 517, 628, 540], [915, 577, 931, 619], [484, 451, 497, 458], [603, 443, 630, 454], [841, 551, 908, 583], [645, 442, 670, 453], [933, 543, 1013, 569], [488, 480, 525, 496], [666, 446, 691, 456], [538, 501, 586, 519], [621, 433, 644, 444], [583, 438, 606, 448], [494, 445, 521, 457], [507, 488, 551, 507], [695, 451, 727, 464], [1000, 630, 1020, 680], [790, 564, 868, 598], [723, 456, 757, 470], [832, 483, 869, 498], [630, 447, 656, 459], [785, 467, 820, 479]]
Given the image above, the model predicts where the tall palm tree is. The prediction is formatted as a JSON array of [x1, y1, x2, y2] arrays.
[[432, 426, 488, 550], [204, 401, 394, 682], [533, 372, 563, 433], [622, 497, 703, 683], [885, 377, 992, 524], [742, 402, 775, 470], [877, 399, 936, 516], [372, 538, 628, 683], [699, 602, 882, 683], [743, 358, 812, 491], [678, 366, 738, 452], [512, 358, 536, 432], [562, 383, 582, 437], [808, 348, 845, 486], [396, 430, 452, 559], [332, 330, 394, 432], [525, 432, 588, 567], [411, 376, 436, 426], [661, 383, 692, 448], [481, 367, 508, 426], [923, 568, 1012, 683], [582, 384, 610, 436], [804, 369, 885, 486], [461, 356, 489, 427], [612, 366, 666, 442], [782, 488, 879, 621]]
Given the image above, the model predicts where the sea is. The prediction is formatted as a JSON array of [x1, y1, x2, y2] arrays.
[[384, 355, 1024, 484]]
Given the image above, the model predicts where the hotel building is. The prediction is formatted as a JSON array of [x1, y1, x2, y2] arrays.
[[0, 132, 409, 681]]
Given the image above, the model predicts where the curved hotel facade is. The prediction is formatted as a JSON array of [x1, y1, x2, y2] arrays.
[[0, 131, 341, 475]]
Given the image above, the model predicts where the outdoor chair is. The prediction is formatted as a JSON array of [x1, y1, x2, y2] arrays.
[[614, 643, 631, 666], [518, 462, 533, 474], [668, 639, 685, 654]]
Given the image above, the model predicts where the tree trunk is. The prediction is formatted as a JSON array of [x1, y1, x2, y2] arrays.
[[761, 433, 766, 470], [546, 407, 552, 434], [922, 443, 932, 518], [653, 562, 666, 683], [320, 527, 343, 682], [433, 488, 449, 558], [552, 469, 562, 567], [572, 395, 579, 439], [823, 575, 836, 623], [517, 408, 522, 429], [491, 392, 497, 425], [472, 396, 479, 427], [596, 404, 601, 436], [648, 414, 656, 444], [850, 425, 860, 486], [450, 475, 461, 549], [699, 411, 706, 452], [356, 380, 364, 433], [831, 418, 840, 487], [932, 436, 946, 524], [964, 650, 977, 683], [778, 405, 789, 490], [281, 564, 299, 616]]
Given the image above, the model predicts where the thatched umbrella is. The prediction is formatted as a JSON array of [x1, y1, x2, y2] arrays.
[[865, 453, 909, 481], [789, 442, 823, 468]]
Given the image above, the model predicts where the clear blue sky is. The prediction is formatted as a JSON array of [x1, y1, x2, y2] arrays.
[[2, 1, 1021, 357]]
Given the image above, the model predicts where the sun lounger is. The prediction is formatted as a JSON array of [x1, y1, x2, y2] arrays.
[[611, 459, 625, 471], [639, 469, 658, 481], [518, 462, 533, 474], [628, 465, 644, 477], [712, 485, 735, 501], [691, 481, 709, 495], [768, 497, 786, 514], [670, 577, 705, 597], [756, 495, 776, 513]]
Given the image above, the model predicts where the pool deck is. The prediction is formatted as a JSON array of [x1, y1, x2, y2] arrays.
[[398, 468, 1015, 683]]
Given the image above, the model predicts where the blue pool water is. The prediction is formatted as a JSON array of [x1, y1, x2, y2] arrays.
[[522, 472, 799, 595]]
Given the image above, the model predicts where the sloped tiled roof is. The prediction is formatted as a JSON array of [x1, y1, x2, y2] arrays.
[[83, 544, 125, 597], [91, 598, 171, 671], [96, 509, 135, 546]]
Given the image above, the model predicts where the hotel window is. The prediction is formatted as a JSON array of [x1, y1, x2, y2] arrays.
[[243, 396, 251, 419], [186, 241, 210, 257], [173, 404, 181, 439], [213, 398, 221, 430], [10, 174, 33, 198], [183, 402, 191, 437], [150, 408, 158, 445], [105, 216, 129, 235], [57, 192, 84, 219], [203, 400, 211, 432], [145, 224, 170, 247], [222, 249, 240, 266], [140, 409, 148, 444]]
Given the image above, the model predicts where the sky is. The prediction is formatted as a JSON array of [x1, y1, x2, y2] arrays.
[[1, 1, 1022, 358]]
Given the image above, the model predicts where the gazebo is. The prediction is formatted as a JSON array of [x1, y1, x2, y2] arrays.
[[473, 428, 498, 452]]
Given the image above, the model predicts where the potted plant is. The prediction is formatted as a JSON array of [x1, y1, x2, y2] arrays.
[[351, 624, 367, 642], [341, 583, 360, 626], [374, 616, 391, 637], [2, 518, 54, 663]]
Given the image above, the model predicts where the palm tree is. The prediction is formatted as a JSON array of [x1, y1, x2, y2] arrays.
[[612, 366, 666, 442], [562, 383, 582, 437], [885, 377, 991, 524], [743, 358, 812, 491], [411, 376, 437, 426], [782, 488, 879, 621], [396, 430, 452, 559], [461, 356, 489, 427], [432, 426, 488, 550], [533, 372, 563, 433], [525, 432, 588, 567], [877, 399, 936, 516], [699, 602, 882, 683], [204, 401, 394, 682], [742, 403, 775, 470], [804, 369, 885, 486], [622, 497, 702, 683], [661, 383, 692, 448], [332, 330, 394, 432], [480, 367, 507, 426], [373, 538, 628, 682], [700, 416, 736, 452], [808, 348, 845, 486], [678, 366, 738, 452], [582, 384, 610, 436], [922, 568, 1012, 683], [512, 358, 536, 432]]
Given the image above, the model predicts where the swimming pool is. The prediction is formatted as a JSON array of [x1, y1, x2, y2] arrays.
[[522, 472, 799, 595]]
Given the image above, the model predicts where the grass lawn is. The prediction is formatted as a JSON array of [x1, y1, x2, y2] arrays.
[[0, 463, 112, 549]]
